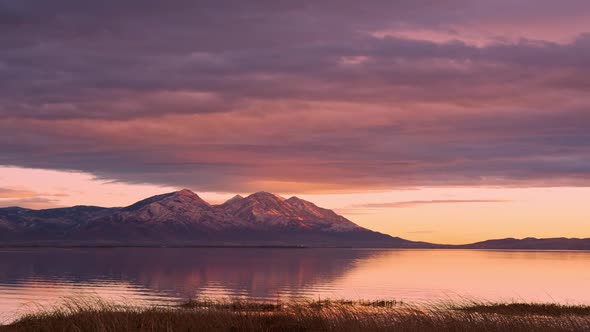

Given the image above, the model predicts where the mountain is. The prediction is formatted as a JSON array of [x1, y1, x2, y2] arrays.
[[1, 190, 588, 249], [219, 192, 362, 232], [0, 205, 115, 241], [459, 237, 590, 250], [0, 189, 430, 247]]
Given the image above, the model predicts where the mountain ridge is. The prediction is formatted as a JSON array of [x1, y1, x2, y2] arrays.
[[1, 189, 589, 249], [0, 189, 428, 247]]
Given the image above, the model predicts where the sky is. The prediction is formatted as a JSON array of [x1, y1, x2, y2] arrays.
[[0, 1, 589, 244]]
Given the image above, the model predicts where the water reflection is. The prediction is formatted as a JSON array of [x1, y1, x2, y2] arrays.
[[0, 248, 377, 304], [1, 248, 590, 323]]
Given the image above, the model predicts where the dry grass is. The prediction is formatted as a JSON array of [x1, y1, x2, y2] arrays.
[[308, 299, 403, 309], [1, 297, 590, 332], [179, 298, 283, 311], [456, 302, 590, 317]]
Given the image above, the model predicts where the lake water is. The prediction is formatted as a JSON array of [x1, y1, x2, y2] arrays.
[[1, 248, 590, 323]]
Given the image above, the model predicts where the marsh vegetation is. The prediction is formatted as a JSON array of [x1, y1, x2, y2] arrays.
[[2, 297, 590, 332]]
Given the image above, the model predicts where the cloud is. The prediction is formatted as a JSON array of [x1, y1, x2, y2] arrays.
[[0, 187, 67, 208], [0, 1, 589, 192], [0, 197, 60, 209], [1, 106, 588, 192], [354, 200, 509, 208], [0, 188, 38, 199], [333, 208, 374, 216]]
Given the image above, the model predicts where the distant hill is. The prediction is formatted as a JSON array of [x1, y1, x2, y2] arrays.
[[459, 237, 590, 250], [1, 189, 588, 249]]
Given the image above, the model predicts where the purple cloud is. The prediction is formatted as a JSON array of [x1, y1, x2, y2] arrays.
[[354, 200, 509, 208], [0, 1, 589, 192]]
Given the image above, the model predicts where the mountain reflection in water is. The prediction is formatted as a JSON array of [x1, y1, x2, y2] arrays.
[[0, 248, 376, 304], [1, 248, 590, 323]]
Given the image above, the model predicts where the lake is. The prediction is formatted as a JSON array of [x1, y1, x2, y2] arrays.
[[1, 248, 589, 323]]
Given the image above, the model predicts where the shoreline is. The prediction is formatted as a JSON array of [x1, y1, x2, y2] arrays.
[[1, 245, 590, 252]]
